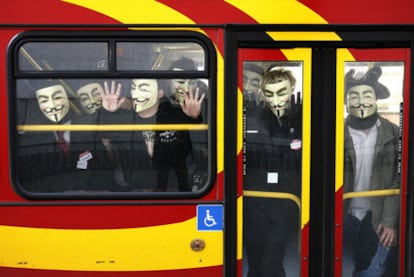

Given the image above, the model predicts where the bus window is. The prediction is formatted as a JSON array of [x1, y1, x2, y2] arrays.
[[342, 62, 403, 276], [12, 34, 212, 198]]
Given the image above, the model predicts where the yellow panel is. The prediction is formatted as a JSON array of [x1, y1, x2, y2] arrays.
[[336, 49, 355, 192], [216, 46, 225, 173], [225, 0, 328, 24], [288, 48, 312, 229], [268, 32, 342, 41], [237, 196, 243, 259], [0, 218, 223, 271]]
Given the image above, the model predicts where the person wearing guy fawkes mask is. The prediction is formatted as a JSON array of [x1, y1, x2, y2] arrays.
[[17, 79, 82, 192], [151, 57, 205, 192], [74, 80, 128, 191], [342, 66, 400, 276], [243, 68, 302, 277], [243, 63, 264, 106], [243, 63, 264, 127], [100, 77, 204, 192]]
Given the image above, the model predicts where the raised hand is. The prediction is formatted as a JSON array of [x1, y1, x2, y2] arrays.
[[101, 81, 127, 112], [180, 85, 205, 119]]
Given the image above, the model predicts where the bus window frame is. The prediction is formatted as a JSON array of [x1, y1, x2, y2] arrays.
[[8, 30, 217, 200]]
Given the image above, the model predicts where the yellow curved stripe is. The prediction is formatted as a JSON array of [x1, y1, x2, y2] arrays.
[[0, 218, 223, 271], [343, 189, 400, 200], [17, 124, 208, 132], [226, 0, 327, 24], [63, 0, 195, 24], [243, 190, 301, 208]]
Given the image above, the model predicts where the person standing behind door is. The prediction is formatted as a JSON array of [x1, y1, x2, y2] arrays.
[[342, 65, 400, 276], [244, 68, 302, 277]]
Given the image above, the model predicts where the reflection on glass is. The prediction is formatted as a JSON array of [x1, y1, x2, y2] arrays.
[[342, 62, 402, 276], [18, 42, 108, 71], [15, 78, 208, 195], [116, 42, 205, 71], [243, 61, 303, 276]]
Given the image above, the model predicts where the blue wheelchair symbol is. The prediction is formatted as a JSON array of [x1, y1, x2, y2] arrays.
[[197, 205, 223, 231]]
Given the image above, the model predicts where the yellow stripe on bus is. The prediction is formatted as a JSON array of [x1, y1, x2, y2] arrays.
[[0, 218, 223, 271], [17, 124, 208, 132], [343, 189, 400, 200], [64, 0, 195, 24], [243, 190, 301, 208]]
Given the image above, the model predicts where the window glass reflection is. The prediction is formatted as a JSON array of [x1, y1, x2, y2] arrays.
[[18, 42, 108, 71], [16, 77, 208, 194], [342, 62, 403, 276], [243, 61, 303, 276], [116, 42, 205, 71]]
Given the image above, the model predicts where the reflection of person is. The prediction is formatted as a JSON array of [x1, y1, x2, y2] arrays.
[[101, 77, 204, 192], [243, 63, 264, 104], [166, 56, 200, 105], [343, 66, 400, 276], [76, 82, 103, 114], [244, 68, 302, 277]]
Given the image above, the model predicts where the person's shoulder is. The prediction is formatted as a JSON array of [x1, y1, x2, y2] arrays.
[[378, 116, 398, 128], [378, 116, 399, 136]]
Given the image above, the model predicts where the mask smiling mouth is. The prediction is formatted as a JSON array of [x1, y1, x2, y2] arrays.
[[133, 97, 148, 105], [272, 104, 287, 111], [176, 87, 188, 95], [44, 105, 65, 114], [133, 98, 149, 110], [86, 102, 102, 110]]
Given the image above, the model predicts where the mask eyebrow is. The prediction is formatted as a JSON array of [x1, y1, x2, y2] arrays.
[[51, 90, 65, 98], [264, 86, 288, 95], [78, 92, 90, 98], [348, 89, 375, 97], [90, 87, 99, 94], [138, 83, 150, 90], [37, 95, 49, 101]]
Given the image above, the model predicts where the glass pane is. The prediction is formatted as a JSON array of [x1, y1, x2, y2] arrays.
[[18, 42, 108, 71], [116, 42, 205, 71], [243, 61, 303, 276], [15, 78, 208, 194], [342, 62, 403, 276]]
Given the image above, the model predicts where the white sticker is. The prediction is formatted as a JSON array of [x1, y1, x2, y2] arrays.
[[79, 151, 93, 162], [77, 159, 88, 170], [267, 172, 278, 184], [290, 139, 302, 151]]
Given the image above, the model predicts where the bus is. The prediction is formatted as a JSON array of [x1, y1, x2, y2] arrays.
[[1, 0, 414, 276]]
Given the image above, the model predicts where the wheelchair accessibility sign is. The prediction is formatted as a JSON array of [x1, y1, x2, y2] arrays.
[[197, 204, 223, 231]]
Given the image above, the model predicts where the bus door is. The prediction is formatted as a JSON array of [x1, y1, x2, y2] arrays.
[[237, 47, 310, 277], [335, 48, 409, 277], [227, 28, 411, 277]]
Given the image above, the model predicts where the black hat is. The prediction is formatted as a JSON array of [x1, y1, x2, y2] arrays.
[[29, 79, 62, 92], [345, 66, 390, 100], [169, 56, 196, 71], [244, 63, 264, 75]]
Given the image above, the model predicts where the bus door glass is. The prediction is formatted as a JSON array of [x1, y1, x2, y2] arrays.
[[336, 48, 409, 276], [238, 48, 311, 277]]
